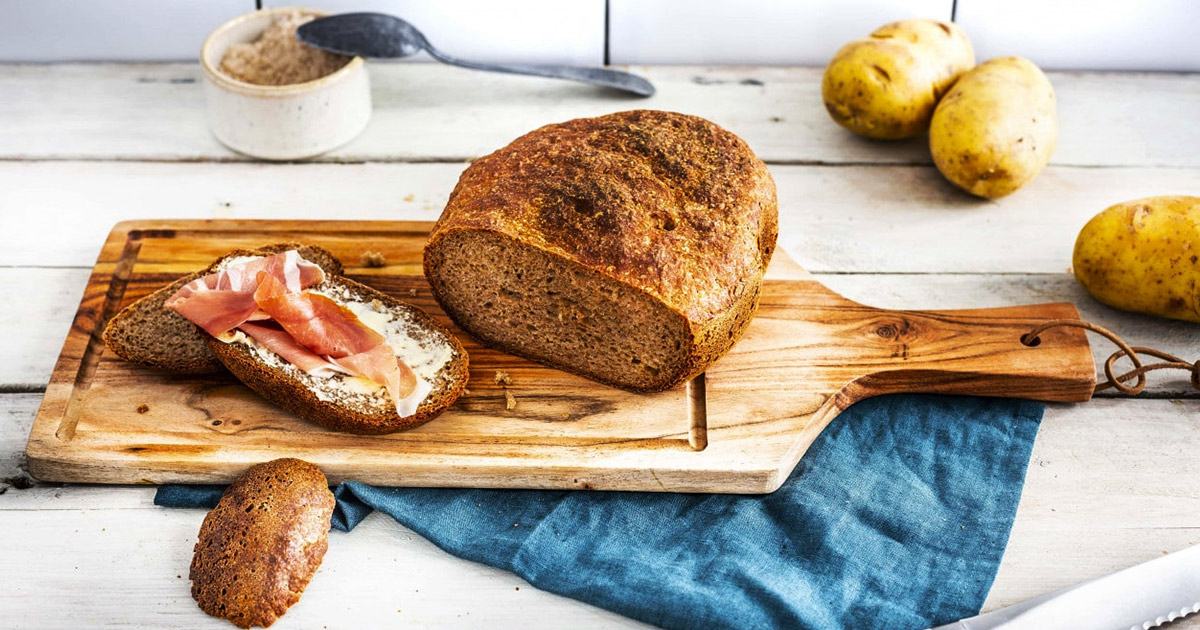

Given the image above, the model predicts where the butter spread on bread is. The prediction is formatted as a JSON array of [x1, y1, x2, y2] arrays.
[[205, 270, 467, 435], [108, 245, 467, 435], [164, 250, 466, 429]]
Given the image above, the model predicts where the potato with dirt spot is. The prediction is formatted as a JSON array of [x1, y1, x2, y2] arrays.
[[1073, 196, 1200, 323], [930, 57, 1057, 198], [822, 20, 974, 140]]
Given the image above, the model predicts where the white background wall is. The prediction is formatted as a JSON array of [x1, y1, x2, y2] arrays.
[[0, 0, 1197, 71], [608, 0, 953, 66]]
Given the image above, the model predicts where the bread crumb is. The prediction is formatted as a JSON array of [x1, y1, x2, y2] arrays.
[[494, 371, 513, 386], [403, 194, 415, 203], [360, 251, 387, 267], [218, 11, 351, 86], [462, 388, 471, 396], [136, 404, 150, 414], [504, 390, 517, 410], [408, 288, 418, 298]]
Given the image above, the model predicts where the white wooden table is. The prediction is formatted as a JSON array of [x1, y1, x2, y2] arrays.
[[1, 63, 1197, 629]]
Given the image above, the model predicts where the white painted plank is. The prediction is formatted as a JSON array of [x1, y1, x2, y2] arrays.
[[262, 0, 606, 66], [4, 161, 1199, 274], [0, 161, 464, 269], [987, 398, 1200, 615], [609, 0, 951, 66], [2, 395, 1197, 628], [0, 393, 38, 489], [956, 0, 1200, 72], [0, 0, 251, 63], [0, 268, 91, 390], [1, 64, 1197, 167], [0, 507, 650, 630], [775, 163, 1200, 274]]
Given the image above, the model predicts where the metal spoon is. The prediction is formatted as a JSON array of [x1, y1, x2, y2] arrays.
[[297, 13, 655, 97]]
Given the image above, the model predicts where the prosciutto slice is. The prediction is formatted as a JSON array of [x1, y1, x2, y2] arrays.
[[236, 322, 349, 377], [167, 250, 423, 417], [253, 272, 419, 412], [164, 251, 325, 337]]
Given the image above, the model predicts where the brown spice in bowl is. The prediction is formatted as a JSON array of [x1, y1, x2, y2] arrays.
[[219, 12, 351, 86]]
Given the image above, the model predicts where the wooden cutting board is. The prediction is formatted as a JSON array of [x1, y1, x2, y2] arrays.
[[27, 220, 1096, 493]]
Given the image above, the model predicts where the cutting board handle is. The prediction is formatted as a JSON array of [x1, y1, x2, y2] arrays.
[[833, 302, 1097, 406]]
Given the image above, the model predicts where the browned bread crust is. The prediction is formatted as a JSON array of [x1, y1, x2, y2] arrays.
[[424, 109, 778, 392], [206, 275, 469, 435], [190, 458, 334, 629], [102, 243, 343, 374]]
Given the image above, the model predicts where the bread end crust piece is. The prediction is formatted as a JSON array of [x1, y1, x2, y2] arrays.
[[190, 458, 335, 629], [102, 243, 344, 374], [424, 109, 778, 392], [206, 275, 469, 435]]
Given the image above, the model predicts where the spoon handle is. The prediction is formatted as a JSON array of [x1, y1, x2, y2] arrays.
[[423, 48, 655, 97]]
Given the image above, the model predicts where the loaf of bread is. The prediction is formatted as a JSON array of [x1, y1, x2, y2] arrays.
[[424, 110, 778, 392], [190, 458, 335, 628]]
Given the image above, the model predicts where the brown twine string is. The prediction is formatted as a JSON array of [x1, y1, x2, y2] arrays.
[[1021, 319, 1200, 395]]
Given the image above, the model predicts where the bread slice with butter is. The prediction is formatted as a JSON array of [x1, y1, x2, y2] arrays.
[[207, 273, 469, 434], [105, 244, 469, 434], [103, 243, 344, 374]]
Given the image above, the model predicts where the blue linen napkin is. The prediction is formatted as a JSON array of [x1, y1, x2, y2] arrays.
[[156, 394, 1043, 630]]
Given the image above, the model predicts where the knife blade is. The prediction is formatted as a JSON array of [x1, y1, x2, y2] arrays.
[[929, 544, 1200, 630]]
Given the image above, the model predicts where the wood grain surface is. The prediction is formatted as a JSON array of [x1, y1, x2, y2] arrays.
[[27, 220, 1094, 492]]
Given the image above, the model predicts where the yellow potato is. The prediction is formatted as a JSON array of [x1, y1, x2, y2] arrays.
[[1073, 196, 1200, 323], [930, 57, 1057, 198], [822, 20, 974, 140]]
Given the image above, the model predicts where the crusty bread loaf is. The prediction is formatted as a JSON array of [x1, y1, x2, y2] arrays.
[[424, 110, 778, 392], [191, 458, 334, 629], [103, 243, 343, 374], [207, 275, 469, 434]]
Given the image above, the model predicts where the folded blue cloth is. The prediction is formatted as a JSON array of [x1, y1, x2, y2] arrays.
[[156, 394, 1043, 630]]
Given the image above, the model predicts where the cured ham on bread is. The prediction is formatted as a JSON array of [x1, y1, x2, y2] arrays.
[[106, 244, 468, 435], [164, 252, 427, 416], [103, 243, 344, 374], [163, 250, 326, 338]]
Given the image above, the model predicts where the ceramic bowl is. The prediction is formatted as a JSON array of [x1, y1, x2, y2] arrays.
[[200, 7, 371, 160]]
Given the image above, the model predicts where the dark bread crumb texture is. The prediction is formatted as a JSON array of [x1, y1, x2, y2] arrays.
[[425, 109, 778, 392], [207, 275, 469, 435], [103, 272, 224, 373], [190, 458, 335, 629], [103, 243, 343, 374]]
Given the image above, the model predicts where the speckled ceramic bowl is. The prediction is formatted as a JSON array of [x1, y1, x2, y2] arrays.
[[201, 7, 371, 161]]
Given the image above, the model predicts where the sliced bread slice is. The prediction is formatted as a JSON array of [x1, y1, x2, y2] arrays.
[[102, 243, 343, 374], [206, 275, 469, 434]]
